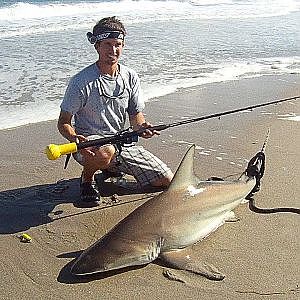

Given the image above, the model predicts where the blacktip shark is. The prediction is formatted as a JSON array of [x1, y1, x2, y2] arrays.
[[71, 140, 266, 281]]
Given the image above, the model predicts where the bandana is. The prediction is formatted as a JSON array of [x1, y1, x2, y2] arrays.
[[87, 31, 125, 44]]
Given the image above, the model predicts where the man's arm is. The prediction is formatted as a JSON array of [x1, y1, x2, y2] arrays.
[[57, 110, 82, 142], [129, 111, 146, 130]]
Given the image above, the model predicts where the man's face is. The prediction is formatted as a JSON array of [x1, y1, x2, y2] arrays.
[[95, 38, 124, 65]]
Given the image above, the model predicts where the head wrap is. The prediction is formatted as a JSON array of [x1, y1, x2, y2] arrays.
[[87, 31, 125, 44]]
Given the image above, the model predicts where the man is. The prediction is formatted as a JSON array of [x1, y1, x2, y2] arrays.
[[58, 16, 173, 203]]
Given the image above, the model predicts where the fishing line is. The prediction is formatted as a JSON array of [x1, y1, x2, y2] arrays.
[[50, 193, 155, 221]]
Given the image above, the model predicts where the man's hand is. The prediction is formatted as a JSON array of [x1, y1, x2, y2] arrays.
[[70, 134, 97, 157], [138, 122, 160, 139], [69, 134, 85, 143], [129, 112, 159, 139]]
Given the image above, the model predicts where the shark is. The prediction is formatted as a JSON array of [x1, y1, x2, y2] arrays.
[[70, 143, 266, 280]]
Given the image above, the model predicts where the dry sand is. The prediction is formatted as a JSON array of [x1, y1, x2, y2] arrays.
[[0, 75, 299, 299]]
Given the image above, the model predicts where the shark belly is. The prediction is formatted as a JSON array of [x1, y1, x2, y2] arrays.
[[159, 185, 251, 251], [162, 208, 238, 251]]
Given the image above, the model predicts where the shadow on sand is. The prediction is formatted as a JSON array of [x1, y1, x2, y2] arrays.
[[0, 176, 161, 235], [56, 249, 170, 284]]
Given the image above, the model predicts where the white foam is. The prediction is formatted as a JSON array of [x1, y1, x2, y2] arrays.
[[176, 140, 193, 145], [143, 59, 300, 102], [199, 151, 210, 156], [1, 0, 299, 38], [189, 0, 234, 5], [261, 112, 274, 115], [279, 115, 300, 121], [195, 145, 205, 150], [0, 101, 60, 130], [1, 56, 299, 130]]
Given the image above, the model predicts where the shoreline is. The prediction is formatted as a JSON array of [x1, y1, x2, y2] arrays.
[[0, 74, 299, 299], [1, 73, 300, 133]]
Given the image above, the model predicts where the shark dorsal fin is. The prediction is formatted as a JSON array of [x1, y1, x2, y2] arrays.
[[168, 144, 198, 191]]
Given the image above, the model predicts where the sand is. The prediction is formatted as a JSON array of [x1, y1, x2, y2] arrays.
[[0, 75, 299, 299]]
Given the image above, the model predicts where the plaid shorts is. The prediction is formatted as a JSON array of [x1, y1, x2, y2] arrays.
[[73, 135, 172, 187], [109, 145, 172, 187]]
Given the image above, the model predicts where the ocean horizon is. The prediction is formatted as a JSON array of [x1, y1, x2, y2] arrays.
[[0, 0, 300, 130]]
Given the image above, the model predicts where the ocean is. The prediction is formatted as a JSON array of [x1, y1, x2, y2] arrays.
[[0, 0, 299, 130]]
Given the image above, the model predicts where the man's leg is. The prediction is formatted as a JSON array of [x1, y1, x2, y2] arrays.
[[150, 175, 173, 188], [107, 146, 173, 189], [81, 145, 116, 182], [74, 144, 116, 202]]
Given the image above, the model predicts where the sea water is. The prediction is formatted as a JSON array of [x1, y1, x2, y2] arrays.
[[0, 0, 299, 129]]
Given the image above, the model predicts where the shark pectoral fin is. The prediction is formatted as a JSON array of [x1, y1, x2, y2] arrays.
[[160, 249, 225, 281]]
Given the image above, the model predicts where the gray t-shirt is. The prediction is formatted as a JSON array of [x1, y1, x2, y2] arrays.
[[60, 63, 145, 136]]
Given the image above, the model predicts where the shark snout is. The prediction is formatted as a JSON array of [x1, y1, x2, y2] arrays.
[[71, 255, 94, 275], [70, 260, 85, 275], [70, 251, 107, 275]]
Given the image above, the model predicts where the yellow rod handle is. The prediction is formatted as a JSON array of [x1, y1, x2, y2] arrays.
[[45, 143, 78, 160]]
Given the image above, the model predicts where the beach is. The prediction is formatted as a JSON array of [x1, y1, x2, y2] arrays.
[[1, 0, 300, 130], [0, 75, 299, 299]]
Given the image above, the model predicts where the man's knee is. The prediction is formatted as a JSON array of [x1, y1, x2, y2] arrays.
[[97, 145, 116, 166], [83, 145, 116, 169]]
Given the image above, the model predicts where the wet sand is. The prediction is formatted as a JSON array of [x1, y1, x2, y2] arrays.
[[0, 75, 299, 299]]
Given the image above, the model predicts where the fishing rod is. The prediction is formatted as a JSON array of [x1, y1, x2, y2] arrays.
[[156, 95, 299, 130], [45, 95, 299, 161]]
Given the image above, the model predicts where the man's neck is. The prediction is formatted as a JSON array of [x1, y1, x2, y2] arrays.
[[97, 61, 119, 77]]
